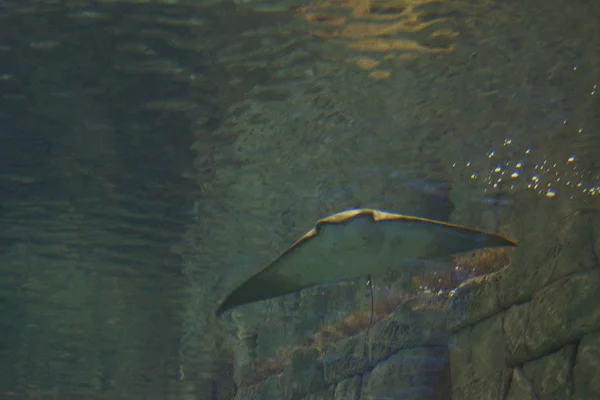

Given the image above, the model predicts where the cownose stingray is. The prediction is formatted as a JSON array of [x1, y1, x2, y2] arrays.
[[216, 208, 516, 316]]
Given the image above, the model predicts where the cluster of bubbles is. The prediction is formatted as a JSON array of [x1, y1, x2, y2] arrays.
[[452, 137, 600, 199], [451, 75, 599, 199], [415, 264, 476, 297]]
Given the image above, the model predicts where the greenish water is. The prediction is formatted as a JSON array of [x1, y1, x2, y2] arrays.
[[0, 2, 202, 397], [0, 0, 599, 399]]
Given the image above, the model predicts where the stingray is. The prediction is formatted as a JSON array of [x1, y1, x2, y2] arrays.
[[216, 208, 516, 316]]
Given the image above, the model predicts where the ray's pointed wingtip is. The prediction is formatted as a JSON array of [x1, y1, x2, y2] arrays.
[[215, 303, 228, 317], [493, 234, 518, 248]]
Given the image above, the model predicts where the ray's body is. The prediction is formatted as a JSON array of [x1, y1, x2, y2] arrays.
[[216, 209, 516, 316]]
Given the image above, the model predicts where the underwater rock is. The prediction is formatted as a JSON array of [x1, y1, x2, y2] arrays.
[[522, 345, 575, 399], [505, 367, 537, 400], [525, 270, 600, 360], [448, 272, 502, 332], [573, 331, 600, 400], [469, 314, 508, 378], [322, 332, 368, 384], [281, 347, 325, 399], [363, 347, 449, 400], [333, 375, 361, 400], [368, 304, 449, 361], [451, 368, 512, 400]]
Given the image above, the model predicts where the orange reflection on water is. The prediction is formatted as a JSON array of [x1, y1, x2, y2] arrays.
[[297, 0, 457, 78]]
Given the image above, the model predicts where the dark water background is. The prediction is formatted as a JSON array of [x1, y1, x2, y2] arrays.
[[0, 2, 209, 397]]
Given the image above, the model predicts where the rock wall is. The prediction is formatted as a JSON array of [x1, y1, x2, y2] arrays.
[[447, 206, 600, 400], [232, 299, 452, 400]]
